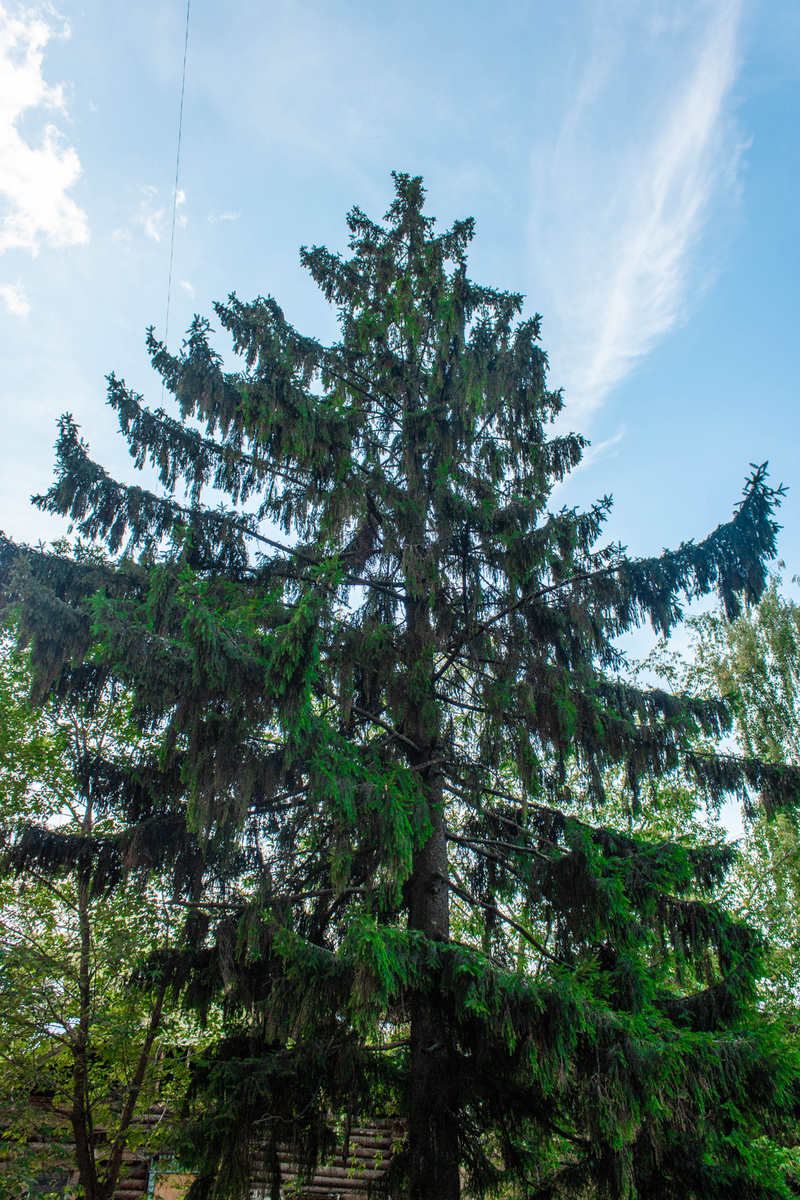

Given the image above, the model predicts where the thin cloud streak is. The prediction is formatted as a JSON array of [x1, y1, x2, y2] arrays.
[[112, 186, 186, 245], [0, 280, 30, 316], [530, 0, 743, 423]]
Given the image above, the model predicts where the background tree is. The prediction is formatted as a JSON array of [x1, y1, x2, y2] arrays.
[[644, 574, 800, 1016], [0, 625, 201, 1200], [2, 174, 800, 1200], [686, 572, 800, 766], [544, 575, 800, 1194]]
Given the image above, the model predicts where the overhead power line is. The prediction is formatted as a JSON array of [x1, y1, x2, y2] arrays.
[[164, 0, 191, 353]]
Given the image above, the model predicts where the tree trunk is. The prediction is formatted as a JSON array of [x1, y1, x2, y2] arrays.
[[401, 415, 460, 1198], [72, 869, 99, 1200], [408, 798, 460, 1200], [100, 975, 169, 1199]]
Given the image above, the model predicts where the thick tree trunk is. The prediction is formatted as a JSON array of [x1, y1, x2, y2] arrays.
[[408, 799, 449, 943], [401, 416, 460, 1199], [408, 799, 460, 1200]]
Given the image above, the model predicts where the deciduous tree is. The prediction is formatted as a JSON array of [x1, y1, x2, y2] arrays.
[[0, 632, 196, 1200], [647, 576, 800, 1016]]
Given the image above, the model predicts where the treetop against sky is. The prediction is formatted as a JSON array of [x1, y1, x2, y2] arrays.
[[0, 0, 798, 594]]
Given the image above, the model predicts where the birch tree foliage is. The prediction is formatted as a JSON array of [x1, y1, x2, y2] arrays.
[[0, 627, 207, 1200], [641, 574, 800, 1015]]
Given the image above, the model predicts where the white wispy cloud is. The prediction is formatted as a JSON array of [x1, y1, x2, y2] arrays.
[[113, 186, 186, 245], [529, 0, 743, 422], [0, 280, 30, 315], [207, 210, 240, 224], [179, 279, 195, 297], [0, 3, 88, 257], [138, 184, 165, 241]]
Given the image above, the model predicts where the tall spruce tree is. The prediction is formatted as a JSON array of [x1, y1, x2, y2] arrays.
[[3, 174, 800, 1200]]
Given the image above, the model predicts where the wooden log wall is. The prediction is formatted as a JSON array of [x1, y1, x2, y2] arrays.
[[250, 1119, 404, 1198], [3, 1112, 403, 1199]]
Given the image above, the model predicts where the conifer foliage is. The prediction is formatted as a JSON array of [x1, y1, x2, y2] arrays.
[[3, 174, 800, 1200]]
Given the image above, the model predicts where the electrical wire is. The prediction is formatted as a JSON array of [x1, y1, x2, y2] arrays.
[[164, 0, 191, 354]]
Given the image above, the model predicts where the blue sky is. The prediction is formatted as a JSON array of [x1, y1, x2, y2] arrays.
[[1, 0, 798, 622]]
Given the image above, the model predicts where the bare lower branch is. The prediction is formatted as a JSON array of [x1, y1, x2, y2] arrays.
[[446, 879, 561, 965]]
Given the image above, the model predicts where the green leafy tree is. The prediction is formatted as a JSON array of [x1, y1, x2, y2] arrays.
[[651, 576, 800, 1016], [0, 633, 199, 1200], [2, 174, 800, 1200], [687, 573, 800, 767]]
